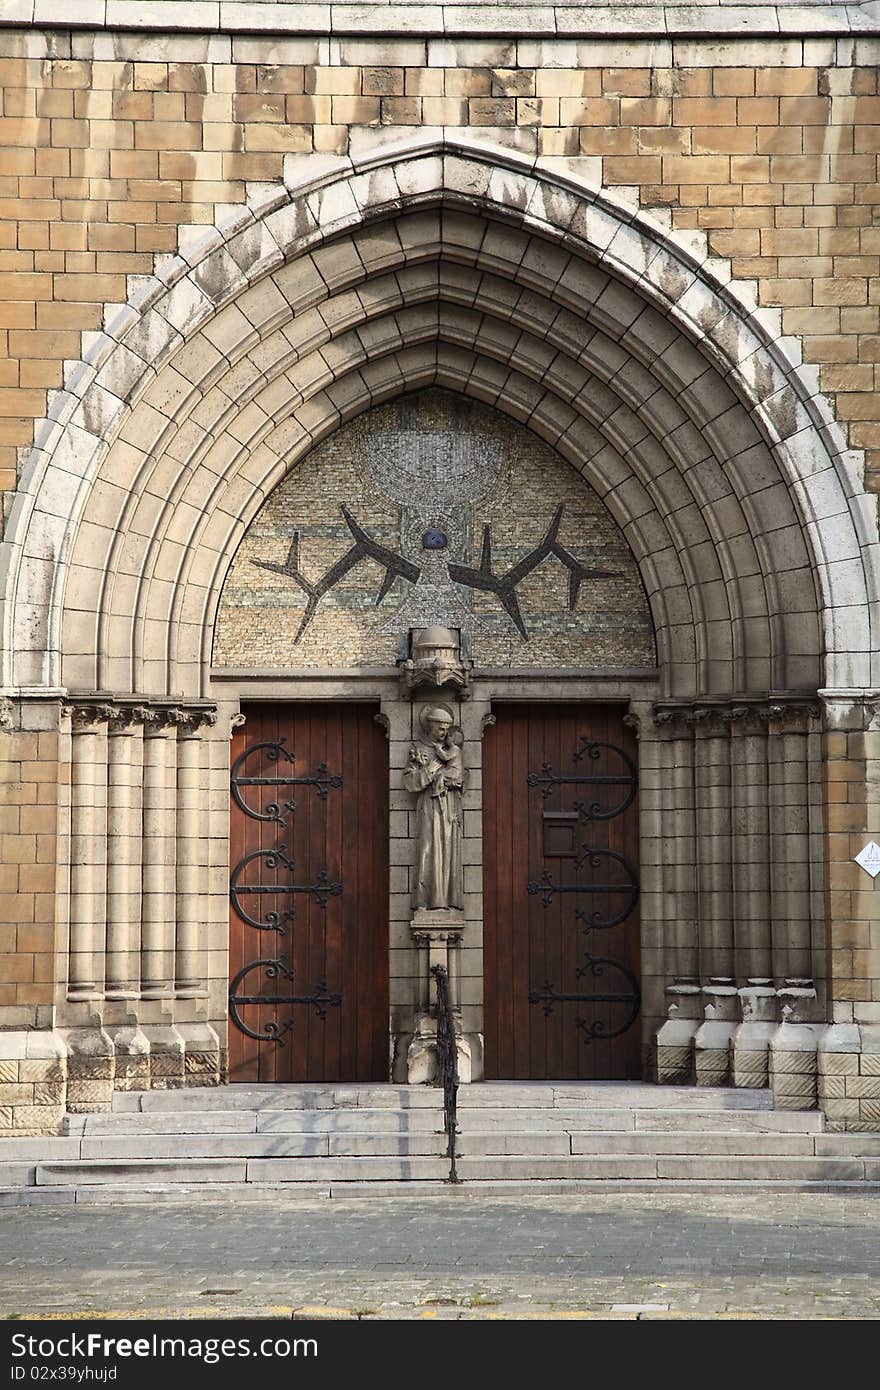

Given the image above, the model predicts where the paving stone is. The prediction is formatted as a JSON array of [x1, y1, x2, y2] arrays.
[[6, 1188, 880, 1319]]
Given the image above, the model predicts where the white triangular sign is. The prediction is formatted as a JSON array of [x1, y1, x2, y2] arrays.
[[855, 841, 880, 878]]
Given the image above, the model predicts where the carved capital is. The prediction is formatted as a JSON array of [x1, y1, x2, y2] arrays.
[[137, 705, 167, 733], [652, 707, 692, 737], [107, 705, 141, 732], [690, 706, 729, 737], [67, 701, 115, 730], [767, 699, 822, 732], [0, 696, 13, 733], [373, 711, 391, 741], [163, 707, 192, 727], [722, 703, 769, 734], [480, 712, 496, 736], [720, 705, 751, 724], [174, 708, 219, 734]]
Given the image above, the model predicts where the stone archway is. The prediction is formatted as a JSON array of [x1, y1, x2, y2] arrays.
[[2, 138, 873, 699], [0, 138, 875, 1109]]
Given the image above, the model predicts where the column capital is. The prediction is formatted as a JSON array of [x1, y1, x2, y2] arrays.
[[652, 695, 821, 736], [65, 697, 218, 731], [66, 701, 115, 730]]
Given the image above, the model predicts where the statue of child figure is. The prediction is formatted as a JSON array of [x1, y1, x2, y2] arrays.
[[403, 704, 467, 911]]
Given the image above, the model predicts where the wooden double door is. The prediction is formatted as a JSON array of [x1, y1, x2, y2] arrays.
[[228, 703, 388, 1083], [483, 704, 642, 1081]]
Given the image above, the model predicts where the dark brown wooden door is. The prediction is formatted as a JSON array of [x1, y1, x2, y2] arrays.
[[228, 703, 388, 1083], [483, 704, 641, 1081]]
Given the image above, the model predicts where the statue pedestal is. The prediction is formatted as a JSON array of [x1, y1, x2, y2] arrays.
[[411, 907, 464, 1006], [407, 908, 467, 1084], [406, 1015, 474, 1085]]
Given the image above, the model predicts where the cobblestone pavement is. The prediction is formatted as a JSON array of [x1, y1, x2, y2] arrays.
[[3, 1190, 880, 1319]]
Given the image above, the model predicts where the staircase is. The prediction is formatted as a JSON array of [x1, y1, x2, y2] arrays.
[[3, 1082, 880, 1203]]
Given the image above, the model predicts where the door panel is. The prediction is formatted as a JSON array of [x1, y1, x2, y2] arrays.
[[228, 703, 388, 1083], [483, 704, 641, 1081]]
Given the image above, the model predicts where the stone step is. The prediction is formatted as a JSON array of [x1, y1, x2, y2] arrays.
[[4, 1128, 867, 1169], [815, 1134, 880, 1157], [35, 1160, 251, 1186], [74, 1133, 450, 1160], [77, 1106, 831, 1136], [112, 1083, 776, 1114], [0, 1163, 43, 1185], [632, 1110, 823, 1133], [58, 1130, 832, 1161], [26, 1152, 880, 1186], [8, 1178, 880, 1207], [0, 1137, 82, 1160], [567, 1132, 818, 1156], [68, 1105, 826, 1137], [6, 1124, 878, 1175]]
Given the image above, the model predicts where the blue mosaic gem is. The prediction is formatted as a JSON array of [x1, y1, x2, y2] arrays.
[[421, 528, 448, 550]]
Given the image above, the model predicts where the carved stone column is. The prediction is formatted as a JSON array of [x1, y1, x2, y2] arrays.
[[67, 703, 113, 1001], [769, 701, 820, 989], [693, 707, 734, 983], [725, 703, 774, 1087], [767, 706, 823, 1106], [175, 711, 215, 998], [727, 705, 771, 981], [105, 707, 144, 999], [692, 707, 736, 1086], [651, 708, 700, 1083], [141, 709, 178, 1000]]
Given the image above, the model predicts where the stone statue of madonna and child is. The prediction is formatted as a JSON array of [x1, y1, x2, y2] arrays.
[[403, 704, 467, 911]]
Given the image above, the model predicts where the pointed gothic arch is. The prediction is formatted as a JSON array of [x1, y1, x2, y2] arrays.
[[0, 137, 874, 703]]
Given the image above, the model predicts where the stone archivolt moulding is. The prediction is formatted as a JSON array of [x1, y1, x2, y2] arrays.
[[0, 137, 876, 705]]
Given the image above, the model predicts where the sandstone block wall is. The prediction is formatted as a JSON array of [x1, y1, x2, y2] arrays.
[[0, 28, 879, 508], [0, 705, 65, 1023]]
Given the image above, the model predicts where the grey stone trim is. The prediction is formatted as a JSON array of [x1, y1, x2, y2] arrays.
[[6, 1, 879, 40], [653, 694, 823, 731], [62, 698, 218, 730]]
